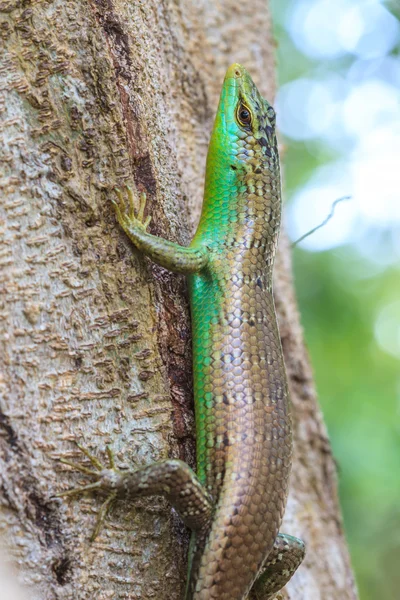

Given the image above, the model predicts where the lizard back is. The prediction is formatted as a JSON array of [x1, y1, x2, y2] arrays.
[[186, 64, 293, 599]]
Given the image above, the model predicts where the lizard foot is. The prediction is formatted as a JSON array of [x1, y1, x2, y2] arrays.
[[57, 443, 119, 541], [112, 185, 151, 234]]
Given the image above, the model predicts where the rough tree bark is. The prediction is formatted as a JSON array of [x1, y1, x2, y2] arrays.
[[0, 1, 358, 599]]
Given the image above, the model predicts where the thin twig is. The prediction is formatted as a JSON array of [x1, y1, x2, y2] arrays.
[[291, 195, 352, 248]]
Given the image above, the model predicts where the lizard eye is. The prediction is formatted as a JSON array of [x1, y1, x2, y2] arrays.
[[237, 103, 252, 127]]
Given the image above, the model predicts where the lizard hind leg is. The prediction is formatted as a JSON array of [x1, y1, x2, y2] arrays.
[[249, 533, 306, 600], [58, 445, 214, 539]]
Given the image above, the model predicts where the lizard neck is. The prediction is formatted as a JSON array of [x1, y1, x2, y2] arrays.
[[193, 134, 282, 277]]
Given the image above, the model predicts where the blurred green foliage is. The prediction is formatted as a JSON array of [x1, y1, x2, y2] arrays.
[[294, 249, 400, 600], [270, 2, 400, 599]]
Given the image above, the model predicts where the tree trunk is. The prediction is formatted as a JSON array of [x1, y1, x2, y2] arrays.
[[0, 1, 357, 599]]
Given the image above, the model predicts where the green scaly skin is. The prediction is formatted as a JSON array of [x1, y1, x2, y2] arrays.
[[59, 64, 305, 600]]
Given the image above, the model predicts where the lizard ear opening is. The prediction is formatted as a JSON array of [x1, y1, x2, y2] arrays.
[[266, 106, 276, 123]]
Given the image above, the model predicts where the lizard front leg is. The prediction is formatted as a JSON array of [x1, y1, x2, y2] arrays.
[[113, 186, 208, 274]]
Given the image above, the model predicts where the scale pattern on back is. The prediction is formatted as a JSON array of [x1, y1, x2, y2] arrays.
[[186, 64, 293, 599]]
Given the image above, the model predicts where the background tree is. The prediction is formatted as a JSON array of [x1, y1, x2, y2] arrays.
[[271, 2, 400, 598], [0, 1, 357, 598]]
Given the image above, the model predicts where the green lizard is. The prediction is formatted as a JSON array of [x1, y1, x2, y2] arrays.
[[59, 64, 305, 600]]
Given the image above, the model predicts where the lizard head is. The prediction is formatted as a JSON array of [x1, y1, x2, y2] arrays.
[[199, 64, 282, 248], [208, 63, 279, 172]]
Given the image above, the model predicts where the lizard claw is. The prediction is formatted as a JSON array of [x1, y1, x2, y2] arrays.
[[90, 490, 117, 542], [57, 443, 119, 541], [112, 185, 151, 233]]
